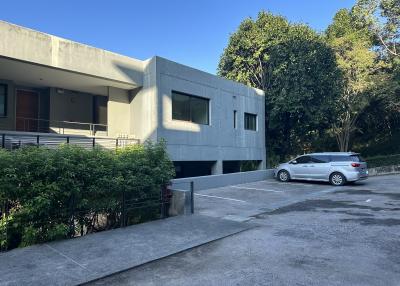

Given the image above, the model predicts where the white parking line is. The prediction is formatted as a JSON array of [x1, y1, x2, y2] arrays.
[[272, 182, 317, 187], [231, 186, 283, 193], [194, 193, 247, 203]]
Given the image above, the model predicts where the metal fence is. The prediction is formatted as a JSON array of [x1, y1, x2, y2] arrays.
[[15, 117, 107, 136], [0, 132, 139, 150], [0, 188, 172, 252]]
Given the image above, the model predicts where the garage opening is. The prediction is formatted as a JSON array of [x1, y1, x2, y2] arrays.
[[223, 160, 261, 174], [173, 161, 215, 178]]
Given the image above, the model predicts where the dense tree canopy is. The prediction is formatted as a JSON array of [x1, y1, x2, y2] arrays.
[[219, 6, 399, 164], [218, 12, 342, 165]]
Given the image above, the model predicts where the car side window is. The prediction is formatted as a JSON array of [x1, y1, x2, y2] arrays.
[[311, 155, 330, 163], [331, 155, 352, 162], [296, 156, 312, 164]]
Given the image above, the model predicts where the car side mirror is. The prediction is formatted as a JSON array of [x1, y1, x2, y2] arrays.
[[290, 160, 297, 164]]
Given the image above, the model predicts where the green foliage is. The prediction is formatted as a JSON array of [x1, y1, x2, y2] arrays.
[[240, 161, 260, 172], [352, 0, 399, 57], [325, 8, 382, 152], [218, 11, 342, 165], [218, 8, 398, 166], [365, 154, 400, 167], [0, 141, 174, 250]]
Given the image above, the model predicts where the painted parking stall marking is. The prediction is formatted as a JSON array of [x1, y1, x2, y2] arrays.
[[194, 193, 247, 203], [231, 186, 283, 193]]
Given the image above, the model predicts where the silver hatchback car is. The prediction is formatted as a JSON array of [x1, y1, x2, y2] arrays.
[[275, 152, 368, 186]]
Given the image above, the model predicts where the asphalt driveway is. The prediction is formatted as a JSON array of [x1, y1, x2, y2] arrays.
[[89, 175, 400, 286]]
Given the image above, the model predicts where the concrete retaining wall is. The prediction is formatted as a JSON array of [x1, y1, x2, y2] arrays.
[[171, 169, 275, 191], [368, 165, 400, 176]]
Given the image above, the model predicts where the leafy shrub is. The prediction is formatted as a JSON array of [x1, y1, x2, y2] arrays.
[[0, 140, 174, 250], [366, 154, 400, 168]]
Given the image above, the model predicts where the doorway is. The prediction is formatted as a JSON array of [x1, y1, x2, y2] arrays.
[[16, 90, 39, 132]]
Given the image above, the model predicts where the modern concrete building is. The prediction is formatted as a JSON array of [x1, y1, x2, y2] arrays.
[[0, 20, 266, 177]]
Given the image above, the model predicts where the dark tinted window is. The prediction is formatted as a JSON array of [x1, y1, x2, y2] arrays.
[[172, 91, 209, 125], [311, 155, 330, 163], [350, 155, 364, 162], [331, 155, 364, 162], [244, 113, 257, 131], [0, 84, 6, 117], [296, 156, 312, 164]]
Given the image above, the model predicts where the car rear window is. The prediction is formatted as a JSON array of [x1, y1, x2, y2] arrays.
[[330, 155, 364, 162], [350, 155, 365, 162]]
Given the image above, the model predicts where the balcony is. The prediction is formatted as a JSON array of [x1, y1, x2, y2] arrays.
[[15, 117, 108, 137], [0, 130, 139, 151]]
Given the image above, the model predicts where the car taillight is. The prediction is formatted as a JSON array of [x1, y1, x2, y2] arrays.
[[351, 163, 361, 167]]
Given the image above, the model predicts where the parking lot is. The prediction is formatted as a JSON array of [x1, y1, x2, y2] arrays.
[[91, 175, 400, 286]]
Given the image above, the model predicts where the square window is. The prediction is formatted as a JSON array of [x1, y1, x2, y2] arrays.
[[244, 113, 257, 131], [172, 92, 191, 121], [190, 96, 209, 125], [172, 91, 209, 125]]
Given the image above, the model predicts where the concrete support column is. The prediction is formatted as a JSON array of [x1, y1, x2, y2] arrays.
[[258, 160, 266, 170], [212, 160, 223, 175], [107, 87, 131, 138]]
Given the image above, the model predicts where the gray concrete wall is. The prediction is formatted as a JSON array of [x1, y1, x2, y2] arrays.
[[0, 21, 267, 168], [171, 169, 275, 191], [0, 21, 144, 87], [49, 88, 94, 135], [107, 87, 131, 138], [50, 88, 93, 123], [153, 57, 266, 172], [129, 58, 158, 142]]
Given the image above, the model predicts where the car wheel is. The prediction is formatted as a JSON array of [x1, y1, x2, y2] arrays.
[[278, 170, 290, 182], [329, 172, 346, 186]]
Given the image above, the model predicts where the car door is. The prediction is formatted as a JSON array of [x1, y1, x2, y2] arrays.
[[290, 155, 313, 179], [310, 155, 331, 180]]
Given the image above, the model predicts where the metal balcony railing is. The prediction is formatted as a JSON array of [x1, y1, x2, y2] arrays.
[[15, 117, 107, 136], [0, 131, 140, 151]]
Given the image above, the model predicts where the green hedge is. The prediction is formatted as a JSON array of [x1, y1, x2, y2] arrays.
[[0, 141, 175, 250], [365, 154, 400, 168]]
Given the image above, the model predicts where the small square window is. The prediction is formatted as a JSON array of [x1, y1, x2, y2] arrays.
[[244, 113, 257, 131], [0, 84, 7, 117]]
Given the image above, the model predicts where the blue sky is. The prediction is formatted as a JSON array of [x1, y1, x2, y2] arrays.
[[1, 0, 355, 74]]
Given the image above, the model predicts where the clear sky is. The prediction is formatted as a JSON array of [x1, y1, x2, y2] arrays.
[[1, 0, 355, 74]]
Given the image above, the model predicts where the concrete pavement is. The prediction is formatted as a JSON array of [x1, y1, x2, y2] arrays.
[[0, 215, 252, 286], [90, 175, 400, 286]]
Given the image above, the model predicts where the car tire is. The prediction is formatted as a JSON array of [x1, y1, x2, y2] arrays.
[[277, 170, 290, 182], [329, 172, 346, 186]]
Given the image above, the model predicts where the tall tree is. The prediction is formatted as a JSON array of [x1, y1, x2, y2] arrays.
[[218, 12, 341, 165], [326, 9, 381, 151], [353, 0, 399, 57], [353, 0, 400, 113]]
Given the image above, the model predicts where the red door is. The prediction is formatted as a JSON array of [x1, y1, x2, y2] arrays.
[[16, 90, 39, 132]]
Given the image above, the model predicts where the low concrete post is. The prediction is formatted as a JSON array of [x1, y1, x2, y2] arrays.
[[169, 182, 195, 216]]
